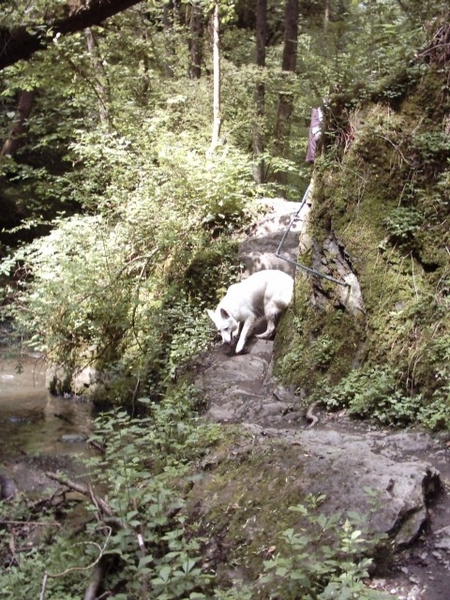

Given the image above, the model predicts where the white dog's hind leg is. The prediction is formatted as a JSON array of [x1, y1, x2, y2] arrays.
[[256, 301, 282, 340], [255, 317, 277, 340], [235, 315, 256, 353], [256, 327, 275, 339]]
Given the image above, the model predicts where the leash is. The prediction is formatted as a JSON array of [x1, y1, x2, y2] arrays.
[[275, 184, 350, 288]]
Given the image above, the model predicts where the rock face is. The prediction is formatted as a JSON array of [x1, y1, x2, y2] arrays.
[[196, 338, 441, 549], [239, 196, 308, 277], [0, 474, 18, 500], [46, 360, 104, 398], [194, 197, 442, 557]]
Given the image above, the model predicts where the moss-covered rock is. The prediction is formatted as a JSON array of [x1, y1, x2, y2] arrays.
[[182, 422, 440, 594], [276, 63, 450, 429]]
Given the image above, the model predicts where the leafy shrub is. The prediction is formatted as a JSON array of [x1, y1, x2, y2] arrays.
[[1, 124, 256, 405], [1, 214, 135, 358], [0, 399, 391, 600], [410, 130, 450, 174], [418, 395, 450, 431], [414, 335, 450, 429], [384, 206, 423, 246], [262, 495, 389, 600], [321, 367, 422, 425], [165, 300, 215, 382], [0, 385, 221, 599], [311, 334, 336, 370]]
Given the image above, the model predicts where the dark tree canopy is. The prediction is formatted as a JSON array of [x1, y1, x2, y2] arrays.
[[0, 0, 144, 71]]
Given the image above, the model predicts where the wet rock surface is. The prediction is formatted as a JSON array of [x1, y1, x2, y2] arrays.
[[0, 353, 94, 502], [193, 197, 450, 599], [196, 339, 443, 550], [238, 196, 307, 277]]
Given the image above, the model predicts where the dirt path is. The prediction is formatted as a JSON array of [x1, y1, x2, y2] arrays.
[[195, 197, 450, 600]]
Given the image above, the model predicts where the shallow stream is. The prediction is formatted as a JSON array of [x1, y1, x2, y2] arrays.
[[0, 351, 93, 495]]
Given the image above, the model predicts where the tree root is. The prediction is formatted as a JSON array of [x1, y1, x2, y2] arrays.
[[306, 401, 319, 428], [83, 561, 106, 600]]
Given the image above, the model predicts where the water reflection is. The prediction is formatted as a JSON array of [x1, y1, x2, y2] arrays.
[[0, 353, 93, 459]]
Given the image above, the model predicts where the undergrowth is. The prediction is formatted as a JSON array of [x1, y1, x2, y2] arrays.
[[262, 494, 390, 600], [0, 385, 391, 600], [316, 365, 450, 430], [319, 367, 423, 425]]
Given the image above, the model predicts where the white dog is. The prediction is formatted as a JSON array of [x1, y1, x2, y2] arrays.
[[207, 269, 294, 354]]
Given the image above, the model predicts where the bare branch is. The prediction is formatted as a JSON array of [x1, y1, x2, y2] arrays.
[[45, 472, 115, 519]]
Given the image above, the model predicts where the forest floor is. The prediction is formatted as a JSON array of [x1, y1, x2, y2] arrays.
[[321, 411, 450, 600], [196, 339, 450, 600], [195, 197, 450, 600]]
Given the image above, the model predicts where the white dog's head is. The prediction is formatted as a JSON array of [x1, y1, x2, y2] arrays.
[[207, 308, 239, 345]]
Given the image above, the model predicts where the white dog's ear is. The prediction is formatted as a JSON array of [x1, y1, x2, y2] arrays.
[[206, 309, 217, 324], [220, 308, 230, 319]]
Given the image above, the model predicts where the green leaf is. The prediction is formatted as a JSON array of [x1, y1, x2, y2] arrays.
[[137, 397, 152, 404], [157, 564, 172, 583], [138, 555, 154, 570]]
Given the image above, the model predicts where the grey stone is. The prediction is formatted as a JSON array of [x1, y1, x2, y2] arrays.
[[59, 434, 88, 444], [195, 198, 442, 550]]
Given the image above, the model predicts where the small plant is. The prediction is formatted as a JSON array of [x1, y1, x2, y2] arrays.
[[164, 299, 214, 382], [418, 394, 450, 431], [411, 130, 450, 170], [384, 206, 423, 246], [321, 367, 422, 426], [311, 334, 336, 370], [261, 494, 389, 599]]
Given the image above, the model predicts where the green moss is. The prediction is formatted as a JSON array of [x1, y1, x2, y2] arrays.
[[275, 66, 450, 428], [183, 428, 317, 584], [274, 280, 365, 394], [399, 67, 450, 123], [182, 239, 239, 305]]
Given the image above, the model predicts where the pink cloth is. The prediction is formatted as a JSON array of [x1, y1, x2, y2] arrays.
[[306, 107, 323, 163]]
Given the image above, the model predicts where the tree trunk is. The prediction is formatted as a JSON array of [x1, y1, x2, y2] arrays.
[[84, 28, 110, 126], [274, 0, 299, 189], [1, 90, 35, 157], [160, 0, 175, 78], [324, 0, 330, 31], [209, 4, 221, 155], [253, 0, 267, 184], [0, 0, 144, 71], [163, 0, 173, 29], [189, 3, 204, 79]]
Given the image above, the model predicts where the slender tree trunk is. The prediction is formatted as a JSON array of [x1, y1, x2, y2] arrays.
[[162, 0, 175, 78], [280, 0, 298, 74], [253, 0, 267, 184], [1, 90, 35, 157], [163, 0, 173, 29], [209, 3, 221, 155], [189, 2, 204, 79], [274, 0, 299, 189], [84, 28, 109, 126], [1, 90, 35, 230], [324, 0, 330, 31]]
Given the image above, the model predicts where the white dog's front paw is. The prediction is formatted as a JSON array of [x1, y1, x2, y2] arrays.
[[235, 341, 245, 354]]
